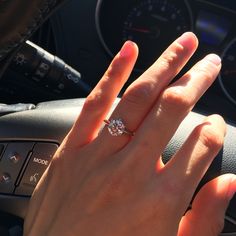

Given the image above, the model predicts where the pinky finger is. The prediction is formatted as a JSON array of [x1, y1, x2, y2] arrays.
[[66, 41, 138, 147], [178, 174, 236, 236]]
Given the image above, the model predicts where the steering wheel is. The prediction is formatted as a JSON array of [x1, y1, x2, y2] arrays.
[[0, 99, 234, 235]]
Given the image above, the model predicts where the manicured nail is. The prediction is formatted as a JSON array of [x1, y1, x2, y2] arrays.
[[227, 175, 236, 201], [175, 32, 198, 51], [176, 32, 193, 45], [120, 41, 136, 58], [204, 54, 221, 66]]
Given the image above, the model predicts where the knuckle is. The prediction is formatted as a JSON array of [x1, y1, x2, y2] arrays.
[[83, 91, 105, 112], [196, 124, 224, 150], [161, 87, 191, 111], [105, 58, 123, 79], [122, 82, 155, 108], [159, 50, 179, 71]]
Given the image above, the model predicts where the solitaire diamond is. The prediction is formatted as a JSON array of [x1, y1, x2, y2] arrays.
[[107, 119, 125, 136]]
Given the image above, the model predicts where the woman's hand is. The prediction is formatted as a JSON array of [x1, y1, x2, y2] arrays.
[[24, 32, 236, 236]]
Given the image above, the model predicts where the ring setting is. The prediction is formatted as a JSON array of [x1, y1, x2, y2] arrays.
[[104, 118, 134, 136]]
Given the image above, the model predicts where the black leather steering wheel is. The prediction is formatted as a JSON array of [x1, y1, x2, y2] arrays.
[[0, 98, 234, 234]]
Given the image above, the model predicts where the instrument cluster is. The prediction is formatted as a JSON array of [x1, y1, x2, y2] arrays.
[[96, 0, 236, 114], [97, 0, 193, 70]]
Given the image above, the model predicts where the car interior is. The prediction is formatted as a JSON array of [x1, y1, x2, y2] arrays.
[[0, 0, 235, 235]]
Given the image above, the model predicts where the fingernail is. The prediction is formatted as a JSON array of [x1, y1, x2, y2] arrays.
[[120, 41, 135, 58], [227, 175, 236, 201], [175, 32, 198, 52], [204, 54, 221, 66], [176, 32, 193, 45]]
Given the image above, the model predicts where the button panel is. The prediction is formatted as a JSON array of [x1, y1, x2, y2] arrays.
[[15, 143, 58, 196], [0, 142, 58, 196], [0, 143, 34, 194]]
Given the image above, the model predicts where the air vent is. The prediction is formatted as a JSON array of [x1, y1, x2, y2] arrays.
[[30, 19, 56, 55]]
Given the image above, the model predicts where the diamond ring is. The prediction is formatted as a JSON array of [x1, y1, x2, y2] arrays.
[[104, 118, 134, 136]]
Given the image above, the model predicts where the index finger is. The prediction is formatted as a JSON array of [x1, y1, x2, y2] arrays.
[[67, 41, 138, 147]]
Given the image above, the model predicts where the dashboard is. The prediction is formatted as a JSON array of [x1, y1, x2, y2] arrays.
[[1, 0, 236, 123], [96, 0, 236, 123]]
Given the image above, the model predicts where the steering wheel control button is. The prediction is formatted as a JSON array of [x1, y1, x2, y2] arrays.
[[9, 153, 21, 164], [0, 173, 11, 184], [0, 173, 12, 193], [0, 142, 34, 194], [15, 143, 58, 196]]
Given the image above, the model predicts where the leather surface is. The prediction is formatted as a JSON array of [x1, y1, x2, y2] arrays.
[[162, 111, 236, 225], [0, 98, 234, 233]]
